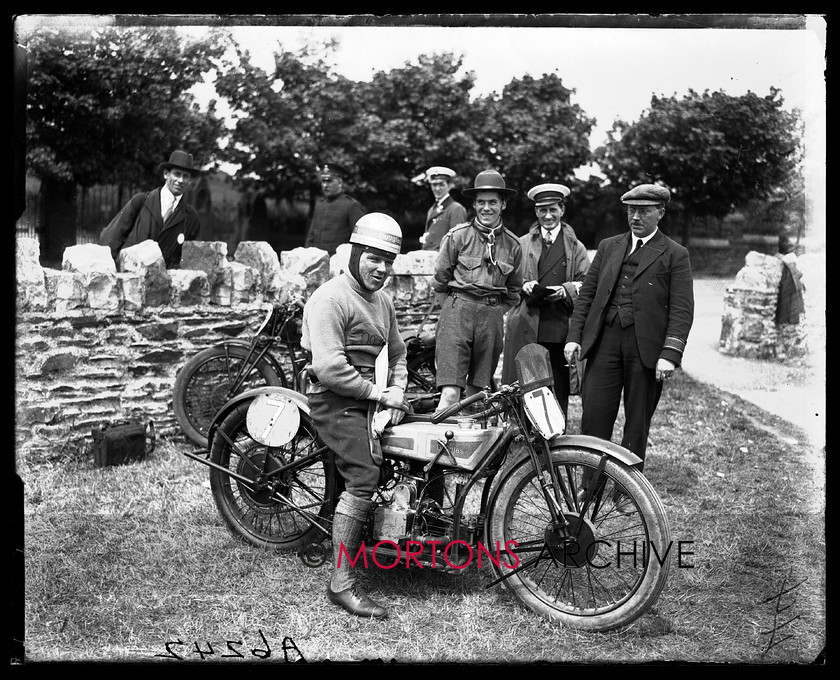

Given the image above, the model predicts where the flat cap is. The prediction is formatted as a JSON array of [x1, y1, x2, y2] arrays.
[[316, 163, 347, 179], [621, 183, 670, 205], [527, 183, 571, 206], [426, 166, 456, 181]]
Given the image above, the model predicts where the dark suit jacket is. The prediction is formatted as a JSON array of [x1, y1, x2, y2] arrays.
[[422, 195, 468, 251], [101, 188, 200, 268], [567, 229, 694, 369]]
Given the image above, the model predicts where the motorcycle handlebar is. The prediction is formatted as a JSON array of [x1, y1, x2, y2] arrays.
[[430, 390, 487, 424]]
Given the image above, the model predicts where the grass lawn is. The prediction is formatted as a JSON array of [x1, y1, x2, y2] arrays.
[[16, 371, 825, 665]]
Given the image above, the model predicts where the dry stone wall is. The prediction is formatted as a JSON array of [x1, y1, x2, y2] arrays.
[[719, 251, 808, 360], [16, 237, 438, 462]]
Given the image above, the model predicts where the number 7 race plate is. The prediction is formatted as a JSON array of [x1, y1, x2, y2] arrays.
[[246, 394, 301, 447]]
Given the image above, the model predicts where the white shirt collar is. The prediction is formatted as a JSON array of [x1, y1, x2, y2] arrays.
[[636, 228, 658, 248], [542, 226, 559, 242], [161, 185, 181, 211]]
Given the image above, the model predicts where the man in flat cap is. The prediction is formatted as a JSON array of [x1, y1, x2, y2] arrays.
[[432, 169, 523, 411], [420, 166, 468, 251], [501, 183, 590, 417], [100, 149, 202, 268], [305, 163, 367, 255], [564, 183, 694, 485]]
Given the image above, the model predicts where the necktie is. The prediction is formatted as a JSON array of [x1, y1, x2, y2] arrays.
[[163, 200, 175, 223], [544, 231, 553, 246], [633, 238, 643, 253]]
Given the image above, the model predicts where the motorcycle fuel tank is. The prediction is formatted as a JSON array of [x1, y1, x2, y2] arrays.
[[379, 420, 504, 471]]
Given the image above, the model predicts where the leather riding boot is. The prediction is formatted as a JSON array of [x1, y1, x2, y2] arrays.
[[327, 492, 389, 619]]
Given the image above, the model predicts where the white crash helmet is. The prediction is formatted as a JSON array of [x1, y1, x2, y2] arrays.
[[350, 213, 402, 258]]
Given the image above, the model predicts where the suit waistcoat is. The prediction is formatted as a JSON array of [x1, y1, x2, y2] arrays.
[[537, 236, 568, 341], [607, 243, 644, 327]]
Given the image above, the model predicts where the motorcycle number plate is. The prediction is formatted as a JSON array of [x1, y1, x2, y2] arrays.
[[246, 394, 300, 447], [523, 386, 566, 438]]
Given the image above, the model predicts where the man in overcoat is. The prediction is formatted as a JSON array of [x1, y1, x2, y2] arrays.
[[305, 162, 367, 255], [564, 183, 694, 471], [501, 183, 590, 416], [419, 166, 468, 251], [100, 150, 201, 268]]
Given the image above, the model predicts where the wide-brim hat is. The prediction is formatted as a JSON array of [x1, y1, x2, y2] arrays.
[[527, 183, 571, 206], [462, 169, 517, 198], [621, 183, 671, 205], [158, 150, 201, 175]]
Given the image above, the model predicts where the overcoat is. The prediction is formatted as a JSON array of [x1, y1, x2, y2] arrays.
[[305, 193, 366, 255], [567, 229, 694, 369], [501, 222, 590, 385], [100, 188, 200, 268]]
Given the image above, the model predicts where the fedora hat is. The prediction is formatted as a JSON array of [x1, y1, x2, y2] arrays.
[[462, 169, 517, 198], [158, 150, 200, 175]]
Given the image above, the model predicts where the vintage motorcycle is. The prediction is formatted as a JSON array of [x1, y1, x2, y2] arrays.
[[173, 298, 439, 447], [183, 343, 671, 632]]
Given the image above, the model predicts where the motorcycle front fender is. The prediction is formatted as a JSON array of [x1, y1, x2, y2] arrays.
[[207, 385, 310, 450], [548, 434, 643, 467]]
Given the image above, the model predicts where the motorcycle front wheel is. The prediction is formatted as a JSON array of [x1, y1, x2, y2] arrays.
[[487, 446, 671, 632], [208, 400, 335, 551], [173, 344, 283, 448]]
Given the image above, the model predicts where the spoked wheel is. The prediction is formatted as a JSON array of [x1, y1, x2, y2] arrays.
[[209, 400, 335, 551], [173, 344, 282, 448], [406, 347, 437, 414], [487, 446, 671, 631]]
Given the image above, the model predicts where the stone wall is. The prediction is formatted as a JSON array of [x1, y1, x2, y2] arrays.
[[15, 237, 438, 461], [719, 251, 808, 360]]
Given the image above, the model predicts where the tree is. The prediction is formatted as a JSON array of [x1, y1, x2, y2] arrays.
[[214, 48, 487, 245], [594, 88, 804, 241], [472, 74, 596, 232], [21, 21, 227, 262]]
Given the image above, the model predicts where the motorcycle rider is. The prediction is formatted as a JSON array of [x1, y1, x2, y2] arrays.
[[301, 213, 409, 620]]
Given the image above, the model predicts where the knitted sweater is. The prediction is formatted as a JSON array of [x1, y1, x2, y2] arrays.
[[301, 273, 407, 401]]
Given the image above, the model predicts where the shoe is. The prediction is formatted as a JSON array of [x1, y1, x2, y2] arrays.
[[327, 583, 389, 619]]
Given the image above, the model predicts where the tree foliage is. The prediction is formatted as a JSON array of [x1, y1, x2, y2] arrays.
[[594, 88, 803, 220], [473, 73, 595, 231], [23, 23, 227, 188]]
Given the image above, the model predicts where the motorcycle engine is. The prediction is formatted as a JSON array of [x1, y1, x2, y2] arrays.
[[372, 471, 453, 543], [373, 479, 417, 542]]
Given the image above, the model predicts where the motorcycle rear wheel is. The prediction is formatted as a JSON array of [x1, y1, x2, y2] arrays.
[[209, 400, 335, 551], [487, 447, 671, 632], [173, 344, 283, 448]]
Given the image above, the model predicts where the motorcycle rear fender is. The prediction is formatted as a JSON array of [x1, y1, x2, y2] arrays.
[[207, 386, 310, 450], [215, 338, 286, 378]]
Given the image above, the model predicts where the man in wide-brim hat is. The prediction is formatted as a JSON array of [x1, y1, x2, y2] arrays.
[[100, 150, 202, 268], [501, 182, 590, 417], [432, 169, 523, 410]]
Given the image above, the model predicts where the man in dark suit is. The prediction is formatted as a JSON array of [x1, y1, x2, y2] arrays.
[[419, 166, 468, 251], [564, 183, 694, 472], [100, 150, 202, 268], [305, 162, 366, 256]]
